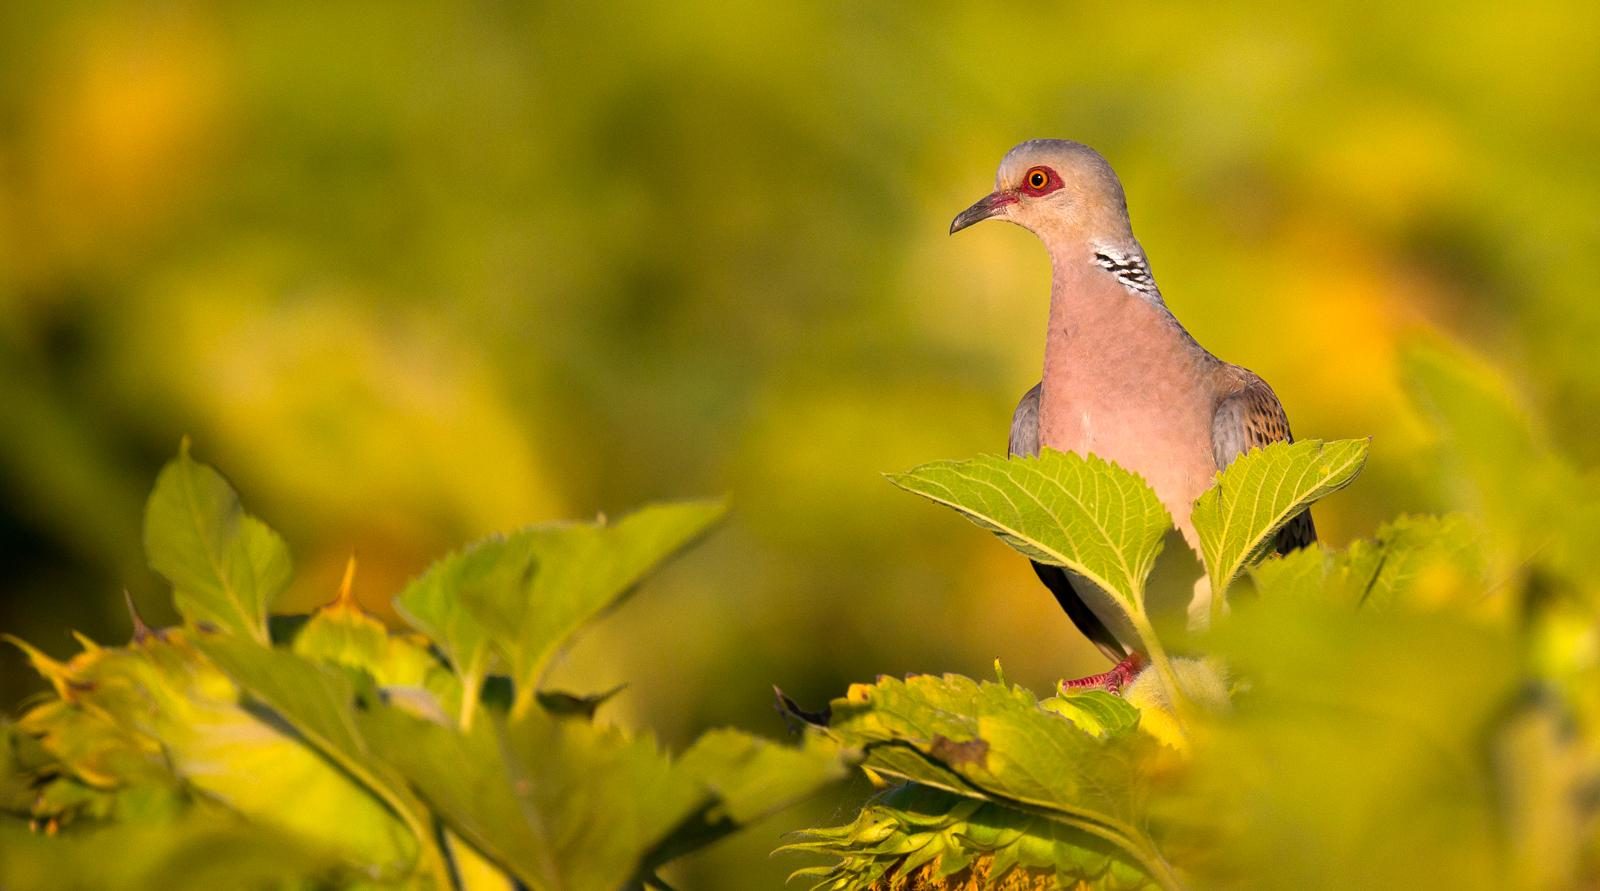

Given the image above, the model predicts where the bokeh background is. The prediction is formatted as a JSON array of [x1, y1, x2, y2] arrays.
[[2, 2, 1597, 886]]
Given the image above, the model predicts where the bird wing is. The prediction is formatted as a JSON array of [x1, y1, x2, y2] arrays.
[[1010, 383, 1128, 662], [1210, 371, 1317, 553], [1008, 382, 1043, 458]]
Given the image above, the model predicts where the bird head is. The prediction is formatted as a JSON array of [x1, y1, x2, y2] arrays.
[[949, 139, 1132, 244]]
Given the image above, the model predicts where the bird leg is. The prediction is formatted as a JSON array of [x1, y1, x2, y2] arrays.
[[1060, 652, 1145, 694]]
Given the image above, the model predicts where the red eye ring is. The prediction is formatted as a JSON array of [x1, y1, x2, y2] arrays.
[[1021, 166, 1058, 196]]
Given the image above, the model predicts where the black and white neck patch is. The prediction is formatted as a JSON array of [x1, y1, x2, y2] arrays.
[[1092, 248, 1162, 302]]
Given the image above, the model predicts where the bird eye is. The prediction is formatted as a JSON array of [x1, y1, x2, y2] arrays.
[[1023, 167, 1052, 193]]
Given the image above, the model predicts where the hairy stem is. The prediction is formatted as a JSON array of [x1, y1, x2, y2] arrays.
[[1128, 608, 1191, 732]]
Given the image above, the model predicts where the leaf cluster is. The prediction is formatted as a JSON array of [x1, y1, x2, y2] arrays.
[[1, 442, 848, 891], [786, 343, 1600, 889]]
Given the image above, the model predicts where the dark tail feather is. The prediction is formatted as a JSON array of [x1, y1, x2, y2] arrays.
[[1031, 561, 1127, 664], [1276, 509, 1317, 554]]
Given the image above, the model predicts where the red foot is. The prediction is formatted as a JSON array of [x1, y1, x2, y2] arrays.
[[1060, 652, 1145, 695]]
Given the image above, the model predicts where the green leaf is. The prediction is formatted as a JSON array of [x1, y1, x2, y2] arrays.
[[780, 784, 1147, 891], [0, 812, 351, 891], [1344, 515, 1482, 611], [675, 728, 848, 824], [646, 729, 850, 868], [361, 706, 846, 890], [143, 442, 289, 643], [358, 707, 554, 887], [20, 633, 420, 875], [1249, 514, 1482, 611], [497, 710, 710, 890], [1191, 438, 1369, 599], [194, 637, 452, 886], [292, 582, 461, 718], [819, 674, 1175, 888], [514, 501, 725, 701], [888, 450, 1170, 617], [291, 606, 450, 693], [887, 452, 1195, 715], [362, 708, 696, 891], [1241, 542, 1332, 604], [828, 675, 1143, 823], [1040, 690, 1142, 739], [392, 533, 531, 726], [450, 500, 725, 715]]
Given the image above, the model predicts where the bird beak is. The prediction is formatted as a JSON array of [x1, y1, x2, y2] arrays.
[[949, 190, 1017, 235]]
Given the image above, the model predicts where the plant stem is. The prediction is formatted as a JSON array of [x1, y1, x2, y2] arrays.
[[1128, 608, 1191, 732], [458, 671, 481, 731], [1208, 571, 1227, 629]]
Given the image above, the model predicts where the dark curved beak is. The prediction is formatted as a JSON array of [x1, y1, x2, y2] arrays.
[[949, 190, 1017, 235]]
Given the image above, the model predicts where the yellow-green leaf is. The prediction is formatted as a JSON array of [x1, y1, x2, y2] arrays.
[[395, 501, 724, 722], [194, 637, 452, 885], [1191, 438, 1369, 599], [887, 450, 1170, 616], [359, 701, 842, 891], [143, 442, 289, 643], [22, 633, 418, 874], [292, 578, 460, 717], [815, 674, 1172, 888]]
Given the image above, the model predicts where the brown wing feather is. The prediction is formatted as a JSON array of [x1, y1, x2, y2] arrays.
[[1210, 371, 1317, 553]]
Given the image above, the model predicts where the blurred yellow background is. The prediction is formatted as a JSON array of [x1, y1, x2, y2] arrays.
[[2, 2, 1597, 885]]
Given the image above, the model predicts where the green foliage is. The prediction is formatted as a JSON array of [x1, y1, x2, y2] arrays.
[[788, 344, 1600, 889], [1191, 438, 1369, 605], [400, 501, 726, 721], [888, 453, 1170, 612], [0, 814, 349, 891], [1402, 340, 1600, 582], [1247, 513, 1481, 610], [1185, 596, 1519, 888], [144, 439, 291, 644], [888, 452, 1184, 706], [5, 10, 1600, 887], [1, 448, 845, 890], [804, 673, 1173, 887], [889, 440, 1368, 735], [781, 784, 1150, 891]]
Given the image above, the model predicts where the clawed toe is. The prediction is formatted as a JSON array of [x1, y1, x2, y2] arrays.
[[1059, 652, 1145, 695]]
